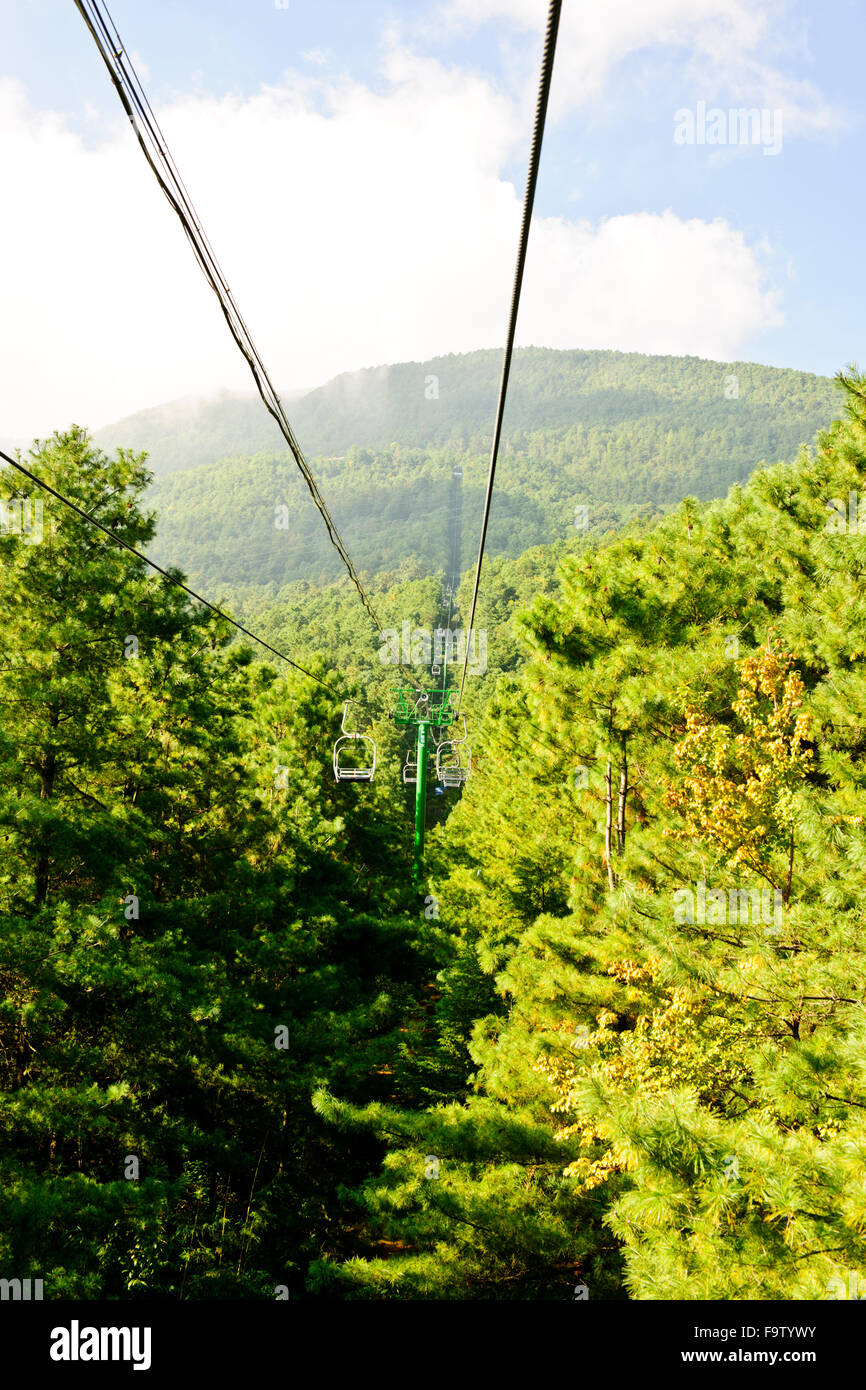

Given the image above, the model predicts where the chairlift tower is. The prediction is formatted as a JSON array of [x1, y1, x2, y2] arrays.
[[392, 687, 458, 886]]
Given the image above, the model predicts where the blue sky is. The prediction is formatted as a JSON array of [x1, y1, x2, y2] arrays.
[[1, 0, 863, 434]]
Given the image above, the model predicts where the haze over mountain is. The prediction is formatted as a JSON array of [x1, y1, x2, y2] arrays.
[[93, 347, 837, 473], [87, 346, 840, 592]]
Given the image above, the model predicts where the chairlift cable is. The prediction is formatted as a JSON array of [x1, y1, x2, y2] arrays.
[[73, 0, 385, 640], [0, 447, 343, 697], [456, 0, 562, 715]]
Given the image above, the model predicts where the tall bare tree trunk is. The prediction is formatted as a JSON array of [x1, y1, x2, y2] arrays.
[[34, 746, 57, 906], [605, 758, 615, 891], [617, 734, 628, 857]]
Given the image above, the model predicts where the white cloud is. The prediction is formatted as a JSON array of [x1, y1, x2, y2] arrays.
[[0, 51, 781, 438], [128, 51, 151, 83], [440, 0, 841, 133], [521, 210, 782, 359]]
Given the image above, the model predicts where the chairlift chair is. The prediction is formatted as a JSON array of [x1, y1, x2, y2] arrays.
[[435, 715, 471, 788], [333, 700, 377, 782], [402, 750, 417, 785]]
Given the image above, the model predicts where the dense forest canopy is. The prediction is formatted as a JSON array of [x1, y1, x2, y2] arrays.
[[3, 361, 866, 1302]]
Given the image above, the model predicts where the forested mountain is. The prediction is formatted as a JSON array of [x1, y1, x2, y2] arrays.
[[90, 348, 839, 591], [95, 348, 837, 474], [4, 370, 866, 1300]]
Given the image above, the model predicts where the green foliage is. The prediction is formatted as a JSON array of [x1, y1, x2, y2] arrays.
[[5, 362, 866, 1303], [0, 430, 434, 1298], [306, 368, 866, 1300]]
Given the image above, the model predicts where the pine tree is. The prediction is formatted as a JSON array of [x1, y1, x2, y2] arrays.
[[312, 371, 866, 1301], [0, 430, 437, 1297]]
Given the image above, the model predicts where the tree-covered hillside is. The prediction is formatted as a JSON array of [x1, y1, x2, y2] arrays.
[[311, 367, 866, 1300], [97, 348, 840, 592], [95, 348, 838, 475], [5, 371, 866, 1302]]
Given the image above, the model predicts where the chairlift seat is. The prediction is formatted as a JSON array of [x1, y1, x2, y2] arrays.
[[333, 700, 377, 782], [440, 769, 465, 788], [333, 736, 376, 781], [435, 713, 471, 787]]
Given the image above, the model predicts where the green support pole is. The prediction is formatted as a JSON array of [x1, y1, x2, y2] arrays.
[[392, 684, 456, 885], [412, 720, 429, 886]]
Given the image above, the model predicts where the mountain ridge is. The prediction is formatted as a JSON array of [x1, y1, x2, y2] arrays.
[[92, 346, 838, 479], [80, 346, 843, 592]]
